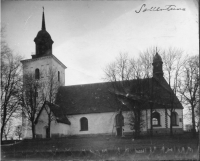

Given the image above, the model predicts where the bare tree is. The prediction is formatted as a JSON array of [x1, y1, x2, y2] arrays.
[[40, 67, 61, 138], [178, 55, 199, 137], [20, 72, 44, 139], [15, 125, 23, 140], [3, 120, 13, 140], [104, 47, 187, 137], [161, 47, 187, 136], [104, 53, 152, 137], [1, 27, 22, 142]]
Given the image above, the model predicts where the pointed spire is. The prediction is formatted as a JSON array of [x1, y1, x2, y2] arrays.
[[42, 7, 46, 30]]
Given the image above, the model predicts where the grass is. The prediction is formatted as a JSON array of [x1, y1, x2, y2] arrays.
[[1, 133, 199, 160]]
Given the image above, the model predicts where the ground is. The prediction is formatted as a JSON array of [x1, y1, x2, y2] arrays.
[[1, 133, 199, 160]]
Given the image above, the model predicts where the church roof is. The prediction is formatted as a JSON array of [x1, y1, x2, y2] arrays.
[[55, 77, 183, 115], [55, 82, 129, 115], [35, 101, 71, 125]]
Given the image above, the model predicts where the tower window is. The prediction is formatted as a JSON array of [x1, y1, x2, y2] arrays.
[[58, 71, 60, 82], [35, 68, 40, 79], [80, 117, 88, 131]]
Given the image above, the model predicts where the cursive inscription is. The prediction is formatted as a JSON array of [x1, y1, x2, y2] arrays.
[[135, 4, 186, 13]]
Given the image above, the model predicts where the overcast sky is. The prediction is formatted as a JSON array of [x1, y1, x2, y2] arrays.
[[2, 0, 199, 86]]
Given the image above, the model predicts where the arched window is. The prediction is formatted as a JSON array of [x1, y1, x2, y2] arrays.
[[35, 68, 40, 79], [58, 71, 60, 82], [172, 112, 178, 126], [152, 112, 160, 126], [80, 117, 88, 131]]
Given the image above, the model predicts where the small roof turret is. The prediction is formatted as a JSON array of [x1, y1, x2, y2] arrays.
[[153, 52, 162, 63]]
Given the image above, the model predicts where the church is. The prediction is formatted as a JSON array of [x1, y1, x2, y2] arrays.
[[21, 10, 183, 139]]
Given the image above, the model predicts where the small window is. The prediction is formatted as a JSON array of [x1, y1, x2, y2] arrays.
[[80, 117, 88, 131], [179, 118, 182, 122], [35, 68, 40, 79], [152, 112, 160, 126], [58, 71, 60, 82]]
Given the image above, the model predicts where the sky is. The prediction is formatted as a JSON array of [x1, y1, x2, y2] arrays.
[[1, 0, 199, 86]]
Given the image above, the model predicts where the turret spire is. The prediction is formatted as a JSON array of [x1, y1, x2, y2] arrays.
[[42, 7, 46, 30]]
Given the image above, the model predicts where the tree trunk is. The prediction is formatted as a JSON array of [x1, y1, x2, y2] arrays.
[[170, 109, 173, 137], [150, 105, 153, 136], [1, 124, 5, 142], [192, 106, 196, 137], [48, 115, 51, 138], [1, 106, 7, 142], [32, 123, 35, 139]]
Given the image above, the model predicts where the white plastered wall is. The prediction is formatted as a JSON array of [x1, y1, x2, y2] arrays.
[[67, 111, 134, 136], [35, 107, 70, 138]]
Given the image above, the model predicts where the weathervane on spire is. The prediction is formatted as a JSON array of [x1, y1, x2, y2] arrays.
[[43, 7, 44, 12]]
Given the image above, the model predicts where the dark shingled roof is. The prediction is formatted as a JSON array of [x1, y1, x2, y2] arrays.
[[55, 76, 183, 115], [35, 101, 71, 125], [55, 82, 129, 115], [46, 102, 71, 125]]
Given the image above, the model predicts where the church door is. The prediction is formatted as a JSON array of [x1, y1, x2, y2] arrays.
[[46, 127, 50, 138], [116, 127, 122, 136]]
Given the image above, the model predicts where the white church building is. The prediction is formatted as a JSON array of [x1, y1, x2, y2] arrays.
[[21, 10, 183, 139]]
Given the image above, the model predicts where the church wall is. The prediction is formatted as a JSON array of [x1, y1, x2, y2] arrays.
[[35, 107, 70, 138], [22, 56, 65, 86], [67, 111, 134, 136], [167, 109, 183, 129], [145, 108, 183, 134], [51, 58, 65, 86], [30, 108, 183, 139]]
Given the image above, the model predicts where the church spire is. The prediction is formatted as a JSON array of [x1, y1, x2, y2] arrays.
[[33, 7, 54, 58], [42, 7, 46, 30]]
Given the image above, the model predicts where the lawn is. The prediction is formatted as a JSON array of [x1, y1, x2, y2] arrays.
[[1, 133, 199, 160]]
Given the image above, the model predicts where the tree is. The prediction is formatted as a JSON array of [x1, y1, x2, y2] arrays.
[[104, 47, 187, 137], [41, 67, 61, 138], [15, 125, 23, 140], [104, 53, 154, 137], [161, 48, 187, 136], [2, 120, 13, 140], [1, 27, 22, 142], [20, 72, 44, 139], [21, 66, 61, 139], [178, 55, 199, 137]]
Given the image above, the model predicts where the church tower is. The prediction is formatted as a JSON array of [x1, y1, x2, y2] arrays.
[[21, 8, 67, 139], [21, 8, 66, 86], [152, 52, 163, 78]]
